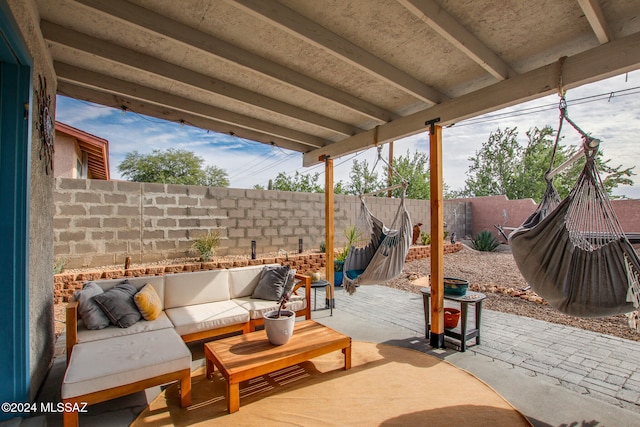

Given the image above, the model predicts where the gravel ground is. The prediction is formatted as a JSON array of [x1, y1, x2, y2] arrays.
[[54, 245, 639, 342], [385, 244, 640, 342]]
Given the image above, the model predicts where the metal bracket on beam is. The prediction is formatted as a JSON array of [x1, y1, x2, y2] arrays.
[[425, 117, 441, 134]]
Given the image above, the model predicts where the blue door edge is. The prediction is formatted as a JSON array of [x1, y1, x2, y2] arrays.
[[1, 0, 33, 415]]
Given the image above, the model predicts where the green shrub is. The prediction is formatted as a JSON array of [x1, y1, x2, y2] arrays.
[[343, 225, 361, 248], [420, 232, 431, 245], [191, 230, 220, 261], [335, 225, 361, 261], [319, 241, 326, 252], [472, 230, 500, 252]]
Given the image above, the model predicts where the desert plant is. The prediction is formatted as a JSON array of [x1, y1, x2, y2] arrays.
[[190, 230, 220, 261], [472, 230, 500, 252], [319, 241, 326, 252], [337, 225, 361, 260], [278, 248, 289, 261], [53, 257, 68, 274], [275, 286, 292, 318], [343, 225, 361, 247], [420, 232, 431, 245]]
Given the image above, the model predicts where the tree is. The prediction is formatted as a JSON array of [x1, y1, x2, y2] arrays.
[[117, 148, 229, 187], [384, 150, 431, 199], [271, 171, 324, 193], [203, 165, 229, 187], [462, 127, 523, 199], [460, 126, 635, 201], [344, 159, 381, 195]]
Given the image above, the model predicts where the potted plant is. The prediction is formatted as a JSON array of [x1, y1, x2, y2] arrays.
[[263, 290, 296, 345], [190, 230, 220, 262], [334, 250, 346, 286], [334, 225, 360, 286]]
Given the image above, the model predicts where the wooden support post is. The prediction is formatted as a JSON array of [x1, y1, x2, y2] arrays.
[[324, 156, 335, 311], [428, 122, 445, 348]]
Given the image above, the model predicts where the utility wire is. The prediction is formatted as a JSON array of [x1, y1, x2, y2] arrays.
[[455, 86, 640, 128]]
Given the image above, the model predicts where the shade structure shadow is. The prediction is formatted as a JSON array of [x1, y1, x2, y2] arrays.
[[132, 341, 530, 427]]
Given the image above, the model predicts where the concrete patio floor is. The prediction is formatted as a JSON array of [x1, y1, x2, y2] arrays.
[[31, 285, 640, 427]]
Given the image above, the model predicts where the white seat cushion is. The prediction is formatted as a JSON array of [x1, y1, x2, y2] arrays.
[[164, 269, 230, 309], [232, 295, 306, 320], [62, 329, 190, 399], [165, 300, 249, 336], [76, 311, 174, 344]]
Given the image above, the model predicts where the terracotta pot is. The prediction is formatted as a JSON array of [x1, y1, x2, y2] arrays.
[[264, 310, 296, 345], [444, 308, 461, 329]]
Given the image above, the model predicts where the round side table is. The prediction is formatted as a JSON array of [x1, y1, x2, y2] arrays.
[[310, 280, 332, 315]]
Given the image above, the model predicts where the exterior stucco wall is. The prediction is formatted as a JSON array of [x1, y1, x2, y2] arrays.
[[7, 0, 56, 400], [455, 194, 640, 241], [53, 131, 79, 178]]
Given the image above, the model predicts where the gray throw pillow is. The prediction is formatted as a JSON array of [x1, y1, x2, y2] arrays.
[[74, 282, 110, 330], [93, 282, 142, 328], [252, 265, 290, 301]]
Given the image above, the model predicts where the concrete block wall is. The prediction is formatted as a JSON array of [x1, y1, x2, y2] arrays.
[[54, 178, 470, 269]]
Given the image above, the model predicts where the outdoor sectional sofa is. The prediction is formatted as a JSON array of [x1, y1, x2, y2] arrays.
[[61, 264, 311, 426]]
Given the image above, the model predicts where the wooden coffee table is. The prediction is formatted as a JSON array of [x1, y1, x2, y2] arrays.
[[204, 319, 351, 413]]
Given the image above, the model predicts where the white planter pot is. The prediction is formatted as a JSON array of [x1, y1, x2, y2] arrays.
[[263, 310, 296, 345]]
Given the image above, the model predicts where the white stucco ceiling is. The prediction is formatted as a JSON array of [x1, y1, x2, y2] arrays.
[[37, 0, 640, 166]]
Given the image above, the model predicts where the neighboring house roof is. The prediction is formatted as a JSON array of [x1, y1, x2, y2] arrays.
[[55, 122, 110, 180]]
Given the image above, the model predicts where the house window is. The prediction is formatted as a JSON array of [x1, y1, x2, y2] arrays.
[[76, 158, 84, 178], [76, 151, 89, 179]]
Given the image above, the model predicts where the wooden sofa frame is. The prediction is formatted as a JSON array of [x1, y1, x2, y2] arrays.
[[62, 368, 191, 427]]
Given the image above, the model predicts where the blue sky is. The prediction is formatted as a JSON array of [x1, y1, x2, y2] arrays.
[[55, 69, 640, 198]]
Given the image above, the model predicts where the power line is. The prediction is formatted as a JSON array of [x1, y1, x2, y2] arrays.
[[455, 86, 640, 128]]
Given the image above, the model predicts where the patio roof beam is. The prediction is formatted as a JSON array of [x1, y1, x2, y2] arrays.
[[229, 0, 447, 105], [42, 21, 356, 138], [398, 0, 516, 80], [55, 62, 329, 151], [75, 0, 397, 125], [57, 81, 317, 154], [577, 0, 613, 44], [302, 30, 640, 166]]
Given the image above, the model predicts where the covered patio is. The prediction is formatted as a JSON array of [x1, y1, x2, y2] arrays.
[[36, 283, 640, 425], [37, 0, 640, 346], [1, 0, 640, 422]]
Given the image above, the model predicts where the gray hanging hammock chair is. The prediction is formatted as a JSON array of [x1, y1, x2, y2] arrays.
[[343, 186, 412, 295], [509, 99, 640, 329], [342, 146, 413, 295]]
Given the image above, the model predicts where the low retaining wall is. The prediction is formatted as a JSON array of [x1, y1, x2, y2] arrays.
[[53, 243, 463, 303]]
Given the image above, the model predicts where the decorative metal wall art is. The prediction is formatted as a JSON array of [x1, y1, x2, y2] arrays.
[[36, 75, 54, 175]]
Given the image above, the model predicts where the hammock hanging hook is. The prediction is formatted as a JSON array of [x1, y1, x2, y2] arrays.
[[557, 56, 567, 98]]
